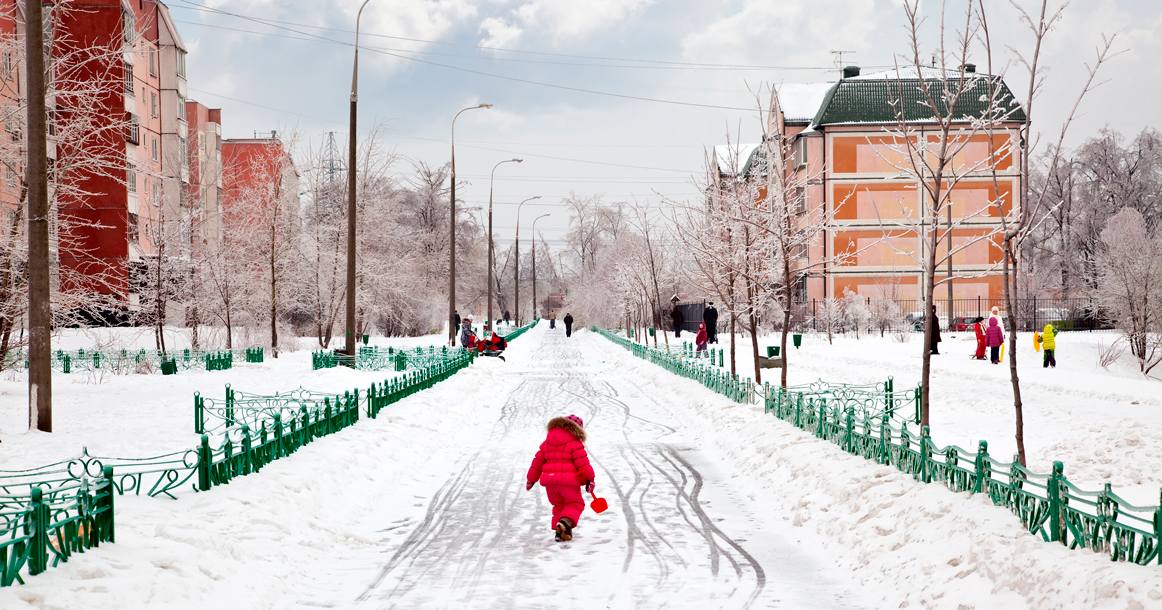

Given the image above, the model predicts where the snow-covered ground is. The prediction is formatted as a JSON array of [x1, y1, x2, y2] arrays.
[[1, 324, 1160, 609], [645, 327, 1162, 506]]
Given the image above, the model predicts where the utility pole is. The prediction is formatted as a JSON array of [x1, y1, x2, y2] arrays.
[[447, 103, 492, 345], [27, 0, 50, 431], [513, 195, 540, 326], [487, 158, 521, 334], [531, 213, 550, 321], [345, 0, 372, 361]]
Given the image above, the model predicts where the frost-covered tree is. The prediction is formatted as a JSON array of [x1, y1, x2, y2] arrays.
[[1095, 208, 1162, 374]]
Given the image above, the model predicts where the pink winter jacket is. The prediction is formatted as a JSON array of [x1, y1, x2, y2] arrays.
[[527, 420, 595, 487], [986, 317, 1005, 347]]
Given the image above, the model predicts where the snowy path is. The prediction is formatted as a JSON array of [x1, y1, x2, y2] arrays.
[[327, 327, 868, 609]]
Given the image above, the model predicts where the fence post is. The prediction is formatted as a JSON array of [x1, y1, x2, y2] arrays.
[[1048, 461, 1063, 543], [198, 435, 213, 491], [225, 384, 234, 428], [241, 426, 252, 475], [880, 415, 890, 464], [974, 441, 989, 494], [1154, 488, 1161, 565], [921, 426, 932, 483], [194, 392, 203, 434], [28, 487, 48, 575], [101, 466, 115, 543], [844, 405, 854, 453]]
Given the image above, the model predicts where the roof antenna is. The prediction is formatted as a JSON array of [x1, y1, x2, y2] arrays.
[[831, 50, 855, 76]]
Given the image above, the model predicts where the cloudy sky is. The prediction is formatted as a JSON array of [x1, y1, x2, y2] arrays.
[[171, 0, 1162, 250]]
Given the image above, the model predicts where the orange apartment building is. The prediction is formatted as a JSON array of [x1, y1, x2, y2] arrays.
[[720, 66, 1025, 315]]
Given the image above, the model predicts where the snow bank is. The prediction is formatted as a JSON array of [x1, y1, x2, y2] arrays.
[[598, 330, 1162, 609]]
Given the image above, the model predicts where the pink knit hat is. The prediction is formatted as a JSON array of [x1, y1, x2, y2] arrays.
[[566, 414, 584, 428]]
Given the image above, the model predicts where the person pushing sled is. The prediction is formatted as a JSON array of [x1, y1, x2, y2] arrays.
[[526, 415, 596, 541], [459, 317, 509, 361]]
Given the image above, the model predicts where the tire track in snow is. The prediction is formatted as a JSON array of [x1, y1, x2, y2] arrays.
[[353, 327, 813, 609]]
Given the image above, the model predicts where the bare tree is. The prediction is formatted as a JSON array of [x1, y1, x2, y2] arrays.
[[977, 0, 1117, 465], [1095, 208, 1162, 374]]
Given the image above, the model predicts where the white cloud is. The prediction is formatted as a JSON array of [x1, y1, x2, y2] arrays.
[[478, 17, 523, 49], [681, 0, 882, 70], [512, 0, 657, 43]]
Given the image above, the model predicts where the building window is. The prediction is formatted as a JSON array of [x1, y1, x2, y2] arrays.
[[123, 10, 135, 43], [792, 138, 807, 169], [150, 92, 157, 117], [177, 50, 186, 79], [178, 136, 187, 167], [794, 186, 806, 215], [128, 212, 139, 242], [126, 113, 140, 145], [148, 48, 157, 76], [127, 163, 136, 192], [177, 95, 186, 121], [151, 137, 158, 160], [124, 62, 133, 94], [793, 275, 807, 303], [1, 51, 11, 81]]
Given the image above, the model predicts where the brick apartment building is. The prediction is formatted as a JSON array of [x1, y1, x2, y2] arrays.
[[717, 66, 1025, 308], [0, 1, 299, 324]]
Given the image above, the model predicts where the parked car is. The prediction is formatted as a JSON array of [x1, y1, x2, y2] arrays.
[[949, 316, 985, 332]]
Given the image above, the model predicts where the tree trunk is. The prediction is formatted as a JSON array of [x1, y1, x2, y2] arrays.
[[1003, 239, 1027, 466]]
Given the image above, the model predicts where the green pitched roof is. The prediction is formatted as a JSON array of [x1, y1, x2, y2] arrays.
[[810, 75, 1026, 127]]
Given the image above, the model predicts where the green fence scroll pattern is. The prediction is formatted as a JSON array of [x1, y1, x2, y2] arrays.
[[594, 328, 753, 404], [0, 469, 115, 587], [760, 386, 1162, 567]]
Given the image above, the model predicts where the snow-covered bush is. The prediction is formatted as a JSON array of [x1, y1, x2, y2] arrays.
[[841, 289, 871, 339], [1096, 208, 1162, 374]]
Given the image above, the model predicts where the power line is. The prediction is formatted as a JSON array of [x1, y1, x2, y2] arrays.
[[171, 0, 856, 72], [168, 1, 761, 113]]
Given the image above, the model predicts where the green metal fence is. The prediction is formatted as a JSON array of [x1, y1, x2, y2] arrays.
[[0, 344, 478, 588], [42, 347, 261, 374], [594, 328, 755, 403], [595, 326, 1161, 568], [762, 388, 1162, 566], [0, 468, 115, 586], [312, 344, 458, 371]]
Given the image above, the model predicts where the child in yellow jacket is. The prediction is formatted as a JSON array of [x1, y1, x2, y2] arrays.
[[1036, 324, 1057, 368]]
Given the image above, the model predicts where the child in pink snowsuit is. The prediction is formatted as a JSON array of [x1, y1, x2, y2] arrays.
[[526, 415, 596, 541]]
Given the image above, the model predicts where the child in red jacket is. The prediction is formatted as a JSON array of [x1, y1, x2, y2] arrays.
[[526, 415, 596, 541]]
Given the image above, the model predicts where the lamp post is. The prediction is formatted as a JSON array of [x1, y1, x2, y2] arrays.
[[531, 213, 550, 321], [448, 103, 492, 346], [487, 158, 521, 333], [513, 195, 540, 326], [344, 0, 372, 361]]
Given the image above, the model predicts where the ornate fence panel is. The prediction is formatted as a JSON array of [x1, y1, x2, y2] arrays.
[[0, 468, 115, 587]]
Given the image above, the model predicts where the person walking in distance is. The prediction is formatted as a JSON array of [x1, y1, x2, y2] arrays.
[[973, 319, 987, 360], [549, 310, 557, 329], [671, 306, 684, 338], [526, 415, 596, 542], [703, 302, 718, 344], [453, 311, 462, 346], [563, 313, 574, 337], [695, 322, 708, 357], [986, 317, 1005, 364], [504, 310, 511, 326], [929, 304, 941, 355]]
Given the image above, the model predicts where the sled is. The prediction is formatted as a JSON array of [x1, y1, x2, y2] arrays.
[[1000, 344, 1005, 363], [1033, 333, 1042, 353], [589, 492, 608, 514]]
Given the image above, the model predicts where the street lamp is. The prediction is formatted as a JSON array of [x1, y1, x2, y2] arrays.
[[487, 158, 521, 334], [514, 195, 540, 326], [344, 0, 372, 361], [531, 213, 550, 321], [448, 103, 493, 346]]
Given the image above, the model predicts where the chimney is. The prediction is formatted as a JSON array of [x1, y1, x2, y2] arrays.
[[842, 65, 860, 79], [963, 63, 976, 74]]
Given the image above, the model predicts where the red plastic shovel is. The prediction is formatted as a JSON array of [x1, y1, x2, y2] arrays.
[[589, 492, 608, 513]]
